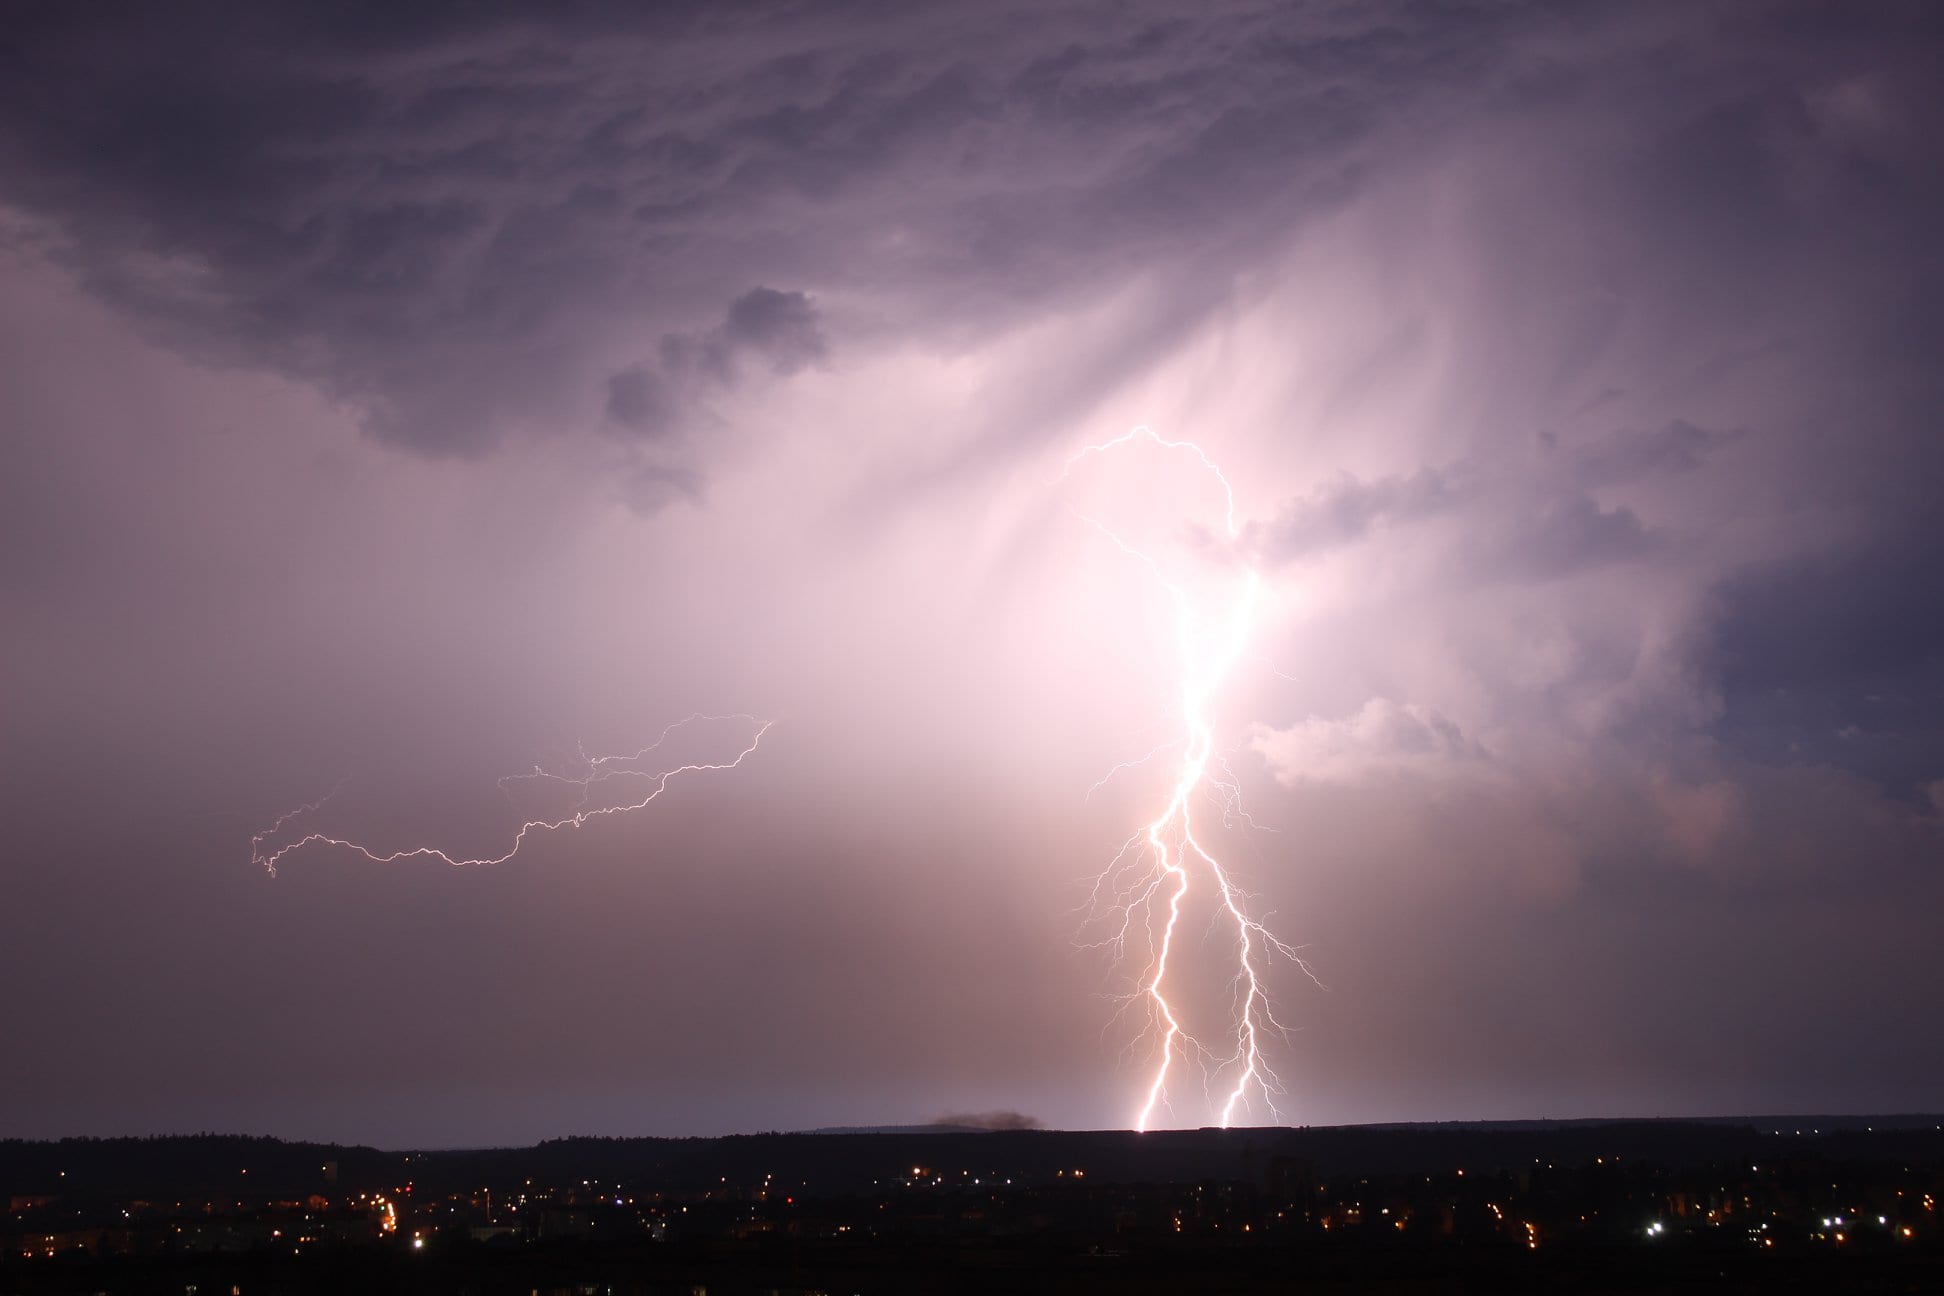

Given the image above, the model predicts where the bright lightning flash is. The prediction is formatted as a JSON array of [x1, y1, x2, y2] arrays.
[[1067, 426, 1315, 1132], [253, 713, 771, 876]]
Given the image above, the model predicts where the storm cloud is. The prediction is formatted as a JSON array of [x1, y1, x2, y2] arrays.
[[2, 1, 1940, 1143]]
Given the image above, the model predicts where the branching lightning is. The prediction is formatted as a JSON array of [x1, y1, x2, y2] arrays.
[[1066, 426, 1316, 1131], [253, 713, 771, 877], [253, 426, 1293, 1129]]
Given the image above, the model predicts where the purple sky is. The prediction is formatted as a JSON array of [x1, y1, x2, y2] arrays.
[[3, 2, 1941, 1146]]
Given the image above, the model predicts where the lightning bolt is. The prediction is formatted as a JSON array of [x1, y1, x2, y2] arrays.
[[1065, 426, 1315, 1131], [252, 713, 772, 876]]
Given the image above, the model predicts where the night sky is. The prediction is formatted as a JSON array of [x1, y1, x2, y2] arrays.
[[3, 2, 1941, 1147]]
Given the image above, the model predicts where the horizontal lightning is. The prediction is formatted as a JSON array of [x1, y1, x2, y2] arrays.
[[253, 713, 771, 877]]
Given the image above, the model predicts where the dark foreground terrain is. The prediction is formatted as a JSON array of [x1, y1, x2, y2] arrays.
[[5, 1117, 1941, 1293]]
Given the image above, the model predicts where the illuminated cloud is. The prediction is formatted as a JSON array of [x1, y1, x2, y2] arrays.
[[1252, 700, 1488, 788]]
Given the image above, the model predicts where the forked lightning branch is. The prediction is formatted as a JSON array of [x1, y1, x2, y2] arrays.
[[1067, 427, 1315, 1132]]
